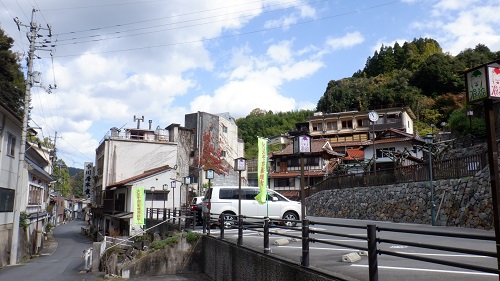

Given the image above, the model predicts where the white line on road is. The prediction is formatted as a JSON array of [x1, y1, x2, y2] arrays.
[[395, 252, 491, 258], [276, 245, 359, 251], [350, 264, 498, 277]]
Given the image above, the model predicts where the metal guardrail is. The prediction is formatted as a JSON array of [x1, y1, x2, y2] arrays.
[[204, 214, 499, 281]]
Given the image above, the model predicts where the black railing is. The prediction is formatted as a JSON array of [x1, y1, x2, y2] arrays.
[[205, 214, 499, 281], [310, 153, 487, 195], [146, 207, 200, 230]]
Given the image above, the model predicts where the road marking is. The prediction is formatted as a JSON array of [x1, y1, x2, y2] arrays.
[[350, 264, 498, 276], [395, 252, 491, 258], [276, 245, 359, 251]]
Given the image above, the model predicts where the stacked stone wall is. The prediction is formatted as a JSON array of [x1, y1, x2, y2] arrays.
[[307, 143, 495, 229]]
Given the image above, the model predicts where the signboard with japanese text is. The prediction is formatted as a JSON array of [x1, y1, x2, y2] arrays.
[[83, 162, 93, 198], [466, 61, 500, 104]]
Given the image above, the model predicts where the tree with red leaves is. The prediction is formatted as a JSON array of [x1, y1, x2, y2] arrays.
[[193, 129, 230, 175]]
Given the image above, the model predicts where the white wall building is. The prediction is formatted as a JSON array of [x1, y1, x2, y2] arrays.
[[0, 103, 23, 267]]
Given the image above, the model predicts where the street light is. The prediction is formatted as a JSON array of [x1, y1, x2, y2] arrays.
[[184, 176, 191, 210], [424, 134, 436, 226], [467, 110, 474, 131], [150, 186, 155, 218], [170, 181, 176, 211], [234, 157, 246, 246], [162, 184, 168, 211], [293, 133, 311, 267]]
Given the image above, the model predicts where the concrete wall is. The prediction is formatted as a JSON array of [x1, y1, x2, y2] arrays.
[[202, 236, 353, 281], [307, 162, 494, 229]]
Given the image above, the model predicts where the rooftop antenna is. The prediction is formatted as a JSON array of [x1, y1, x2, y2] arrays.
[[133, 115, 144, 129]]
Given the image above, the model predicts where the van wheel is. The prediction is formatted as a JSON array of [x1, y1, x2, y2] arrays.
[[282, 211, 299, 227], [221, 212, 236, 229]]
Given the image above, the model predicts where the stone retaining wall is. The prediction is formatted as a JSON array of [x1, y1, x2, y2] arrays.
[[307, 152, 495, 229]]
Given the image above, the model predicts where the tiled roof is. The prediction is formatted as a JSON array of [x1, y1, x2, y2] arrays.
[[344, 148, 364, 160], [107, 165, 173, 188]]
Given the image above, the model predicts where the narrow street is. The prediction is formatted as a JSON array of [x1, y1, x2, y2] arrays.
[[0, 220, 103, 281]]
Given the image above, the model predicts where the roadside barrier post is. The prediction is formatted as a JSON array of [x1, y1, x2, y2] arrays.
[[237, 214, 243, 246], [367, 224, 378, 281], [219, 214, 224, 239], [301, 219, 310, 267], [264, 217, 270, 254]]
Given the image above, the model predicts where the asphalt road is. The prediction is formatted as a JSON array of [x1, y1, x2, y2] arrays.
[[0, 220, 103, 281], [202, 217, 499, 281]]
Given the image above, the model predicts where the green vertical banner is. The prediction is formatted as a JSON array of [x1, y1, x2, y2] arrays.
[[133, 187, 145, 226], [255, 137, 268, 204]]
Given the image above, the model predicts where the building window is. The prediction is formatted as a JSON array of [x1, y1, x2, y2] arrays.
[[222, 125, 228, 133], [312, 123, 323, 132], [0, 187, 15, 212], [326, 121, 336, 130], [287, 158, 300, 167], [306, 157, 319, 166], [341, 120, 353, 129], [274, 178, 295, 187], [28, 185, 42, 205], [376, 147, 395, 158], [7, 132, 16, 157], [357, 119, 364, 127], [221, 151, 227, 157]]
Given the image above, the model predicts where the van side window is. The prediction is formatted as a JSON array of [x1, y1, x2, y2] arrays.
[[243, 189, 259, 200], [219, 189, 238, 199]]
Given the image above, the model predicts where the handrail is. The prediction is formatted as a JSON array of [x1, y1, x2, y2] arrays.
[[203, 214, 499, 281]]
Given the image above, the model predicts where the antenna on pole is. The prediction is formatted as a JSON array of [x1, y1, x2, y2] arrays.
[[133, 115, 144, 129]]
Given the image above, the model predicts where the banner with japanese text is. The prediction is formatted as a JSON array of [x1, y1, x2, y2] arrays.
[[255, 137, 268, 204], [133, 187, 145, 226]]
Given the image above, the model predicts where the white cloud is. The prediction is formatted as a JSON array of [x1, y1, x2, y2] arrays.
[[267, 40, 293, 63], [326, 31, 365, 51], [413, 0, 500, 55]]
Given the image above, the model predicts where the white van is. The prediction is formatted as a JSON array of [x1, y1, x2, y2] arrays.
[[202, 186, 301, 226]]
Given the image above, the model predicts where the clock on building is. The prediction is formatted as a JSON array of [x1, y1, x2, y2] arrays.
[[368, 111, 379, 122]]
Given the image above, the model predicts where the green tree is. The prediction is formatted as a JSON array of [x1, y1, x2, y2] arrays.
[[52, 160, 72, 197], [455, 44, 498, 69], [236, 109, 314, 158], [448, 110, 486, 137], [0, 27, 25, 116], [70, 170, 84, 198], [411, 53, 464, 97]]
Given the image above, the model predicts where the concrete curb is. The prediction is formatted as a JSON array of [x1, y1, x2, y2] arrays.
[[40, 234, 58, 256]]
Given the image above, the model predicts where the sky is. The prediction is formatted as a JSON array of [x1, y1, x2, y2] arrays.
[[1, 0, 499, 168]]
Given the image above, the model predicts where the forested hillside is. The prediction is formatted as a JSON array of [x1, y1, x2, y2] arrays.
[[0, 28, 25, 116], [238, 38, 500, 158]]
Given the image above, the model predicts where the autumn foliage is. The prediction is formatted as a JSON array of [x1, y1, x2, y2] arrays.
[[193, 129, 230, 175]]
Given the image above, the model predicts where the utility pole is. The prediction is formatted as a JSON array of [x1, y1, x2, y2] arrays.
[[10, 9, 53, 265]]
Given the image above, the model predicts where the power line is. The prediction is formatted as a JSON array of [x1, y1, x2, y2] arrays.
[[53, 0, 312, 38], [49, 0, 400, 58]]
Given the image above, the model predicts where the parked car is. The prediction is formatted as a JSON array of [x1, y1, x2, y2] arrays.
[[201, 186, 301, 227], [190, 196, 204, 225]]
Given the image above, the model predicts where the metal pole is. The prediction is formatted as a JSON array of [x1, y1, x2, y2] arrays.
[[372, 121, 376, 174], [301, 219, 309, 267], [300, 156, 305, 221], [172, 186, 175, 224], [367, 224, 378, 281], [237, 170, 243, 246], [11, 10, 37, 265], [428, 142, 436, 226], [483, 99, 500, 275], [264, 217, 269, 254]]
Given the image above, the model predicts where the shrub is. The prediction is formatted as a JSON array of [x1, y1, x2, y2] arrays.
[[20, 212, 29, 229], [184, 232, 201, 245], [150, 235, 180, 250]]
